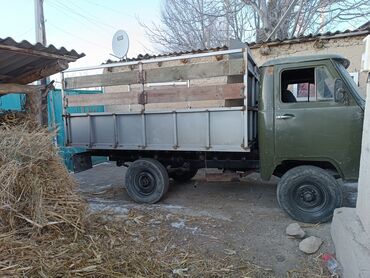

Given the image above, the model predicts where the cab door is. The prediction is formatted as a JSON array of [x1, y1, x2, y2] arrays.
[[274, 60, 363, 180]]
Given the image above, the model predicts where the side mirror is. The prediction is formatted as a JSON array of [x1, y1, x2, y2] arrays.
[[334, 79, 346, 103]]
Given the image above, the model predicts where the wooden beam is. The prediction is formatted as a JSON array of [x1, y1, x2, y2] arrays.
[[66, 83, 244, 107], [0, 83, 46, 95], [10, 59, 69, 85], [0, 74, 11, 80], [64, 59, 244, 89]]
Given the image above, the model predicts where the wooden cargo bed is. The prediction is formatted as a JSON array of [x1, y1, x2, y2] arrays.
[[62, 48, 259, 152]]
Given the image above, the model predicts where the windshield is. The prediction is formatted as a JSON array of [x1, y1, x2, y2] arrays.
[[335, 61, 365, 101]]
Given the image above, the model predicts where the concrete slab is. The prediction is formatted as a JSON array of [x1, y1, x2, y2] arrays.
[[357, 77, 370, 235], [331, 207, 370, 278]]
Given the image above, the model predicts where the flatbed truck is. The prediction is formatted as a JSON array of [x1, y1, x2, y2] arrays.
[[62, 48, 364, 223]]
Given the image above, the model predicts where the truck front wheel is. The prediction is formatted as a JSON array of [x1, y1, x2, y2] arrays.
[[125, 158, 169, 203], [277, 166, 342, 223]]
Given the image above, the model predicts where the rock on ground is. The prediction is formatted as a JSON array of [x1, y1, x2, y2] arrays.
[[299, 236, 323, 254], [286, 223, 306, 239]]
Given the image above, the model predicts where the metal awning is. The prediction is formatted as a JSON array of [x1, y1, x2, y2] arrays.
[[0, 37, 84, 85]]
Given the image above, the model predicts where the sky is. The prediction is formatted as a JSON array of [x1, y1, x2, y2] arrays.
[[0, 0, 162, 67]]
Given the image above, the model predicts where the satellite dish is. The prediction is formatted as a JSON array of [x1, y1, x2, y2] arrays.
[[112, 30, 129, 59]]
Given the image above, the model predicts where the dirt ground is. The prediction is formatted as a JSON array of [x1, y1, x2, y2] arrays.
[[74, 162, 334, 277]]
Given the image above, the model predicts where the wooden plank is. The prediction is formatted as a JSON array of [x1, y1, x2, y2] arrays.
[[145, 100, 229, 110], [64, 59, 244, 89], [71, 99, 244, 113], [66, 83, 244, 107], [0, 83, 46, 95], [0, 74, 11, 80], [144, 83, 243, 104], [65, 71, 137, 90], [67, 91, 137, 106], [101, 100, 234, 113]]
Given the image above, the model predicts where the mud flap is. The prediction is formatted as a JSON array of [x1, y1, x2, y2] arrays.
[[72, 152, 92, 173], [339, 180, 358, 207]]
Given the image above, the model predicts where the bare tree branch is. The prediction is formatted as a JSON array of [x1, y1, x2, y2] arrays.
[[140, 0, 370, 52]]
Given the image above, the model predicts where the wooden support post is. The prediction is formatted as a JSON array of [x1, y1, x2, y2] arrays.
[[23, 81, 54, 125], [25, 91, 42, 124]]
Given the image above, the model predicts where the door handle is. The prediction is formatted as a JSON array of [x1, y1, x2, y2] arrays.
[[276, 114, 295, 120]]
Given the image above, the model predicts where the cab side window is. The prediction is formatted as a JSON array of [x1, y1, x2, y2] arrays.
[[316, 66, 335, 101], [281, 66, 335, 103]]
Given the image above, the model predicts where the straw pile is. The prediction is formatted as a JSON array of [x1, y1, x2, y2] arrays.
[[0, 118, 85, 234]]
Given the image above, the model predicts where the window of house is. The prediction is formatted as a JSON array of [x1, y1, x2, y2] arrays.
[[281, 66, 335, 103]]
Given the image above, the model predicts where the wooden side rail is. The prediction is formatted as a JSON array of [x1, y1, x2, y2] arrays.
[[66, 83, 244, 107], [64, 59, 244, 89]]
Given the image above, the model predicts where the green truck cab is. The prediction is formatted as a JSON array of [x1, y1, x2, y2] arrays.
[[259, 54, 364, 222]]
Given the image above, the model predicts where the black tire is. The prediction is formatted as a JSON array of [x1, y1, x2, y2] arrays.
[[169, 169, 198, 182], [277, 166, 342, 223], [125, 158, 169, 203]]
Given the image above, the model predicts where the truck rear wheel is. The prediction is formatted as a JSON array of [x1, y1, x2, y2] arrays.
[[169, 169, 198, 182], [277, 166, 342, 223], [125, 158, 169, 203]]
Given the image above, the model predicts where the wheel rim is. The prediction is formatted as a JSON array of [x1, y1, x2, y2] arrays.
[[134, 171, 156, 196], [292, 183, 327, 213]]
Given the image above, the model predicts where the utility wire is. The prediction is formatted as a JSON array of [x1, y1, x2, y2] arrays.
[[84, 0, 136, 18], [52, 0, 117, 31], [47, 21, 108, 51], [15, 26, 34, 40], [64, 0, 134, 22], [46, 1, 102, 31]]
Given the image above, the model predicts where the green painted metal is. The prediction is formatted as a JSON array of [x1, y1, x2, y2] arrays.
[[258, 65, 276, 180], [258, 58, 364, 181], [48, 89, 107, 170]]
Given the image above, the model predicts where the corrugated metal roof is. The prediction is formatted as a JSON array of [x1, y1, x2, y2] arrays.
[[105, 25, 370, 64], [105, 46, 228, 63], [0, 37, 84, 84], [249, 26, 370, 47]]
